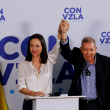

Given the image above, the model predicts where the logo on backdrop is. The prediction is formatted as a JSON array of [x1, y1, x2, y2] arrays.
[[62, 7, 84, 22], [100, 32, 110, 46], [0, 9, 5, 23]]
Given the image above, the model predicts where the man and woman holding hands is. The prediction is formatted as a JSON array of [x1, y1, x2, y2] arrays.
[[17, 19, 110, 110]]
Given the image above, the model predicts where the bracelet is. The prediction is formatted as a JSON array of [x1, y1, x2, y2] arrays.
[[58, 30, 62, 34], [30, 91, 34, 96]]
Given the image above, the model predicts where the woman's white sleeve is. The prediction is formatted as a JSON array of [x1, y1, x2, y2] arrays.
[[17, 62, 27, 91], [48, 39, 61, 65]]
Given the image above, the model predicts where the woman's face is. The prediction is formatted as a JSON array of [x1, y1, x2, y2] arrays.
[[30, 38, 42, 57]]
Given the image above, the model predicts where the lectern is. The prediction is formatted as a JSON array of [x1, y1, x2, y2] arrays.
[[29, 95, 86, 110]]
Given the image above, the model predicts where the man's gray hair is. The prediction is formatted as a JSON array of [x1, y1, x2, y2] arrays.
[[81, 37, 96, 47]]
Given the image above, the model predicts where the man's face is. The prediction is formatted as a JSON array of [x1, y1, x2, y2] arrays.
[[80, 42, 97, 64]]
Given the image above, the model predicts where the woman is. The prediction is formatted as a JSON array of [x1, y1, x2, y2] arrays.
[[17, 33, 61, 110]]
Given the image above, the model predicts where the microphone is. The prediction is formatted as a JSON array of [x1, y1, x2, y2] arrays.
[[85, 68, 91, 76], [54, 92, 61, 96]]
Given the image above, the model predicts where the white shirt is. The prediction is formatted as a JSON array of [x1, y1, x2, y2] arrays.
[[17, 39, 61, 98]]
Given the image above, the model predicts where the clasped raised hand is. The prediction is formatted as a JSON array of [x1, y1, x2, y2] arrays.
[[58, 19, 70, 33]]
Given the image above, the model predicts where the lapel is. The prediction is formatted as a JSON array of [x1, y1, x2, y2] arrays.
[[72, 58, 86, 81], [81, 60, 87, 75], [95, 53, 103, 86]]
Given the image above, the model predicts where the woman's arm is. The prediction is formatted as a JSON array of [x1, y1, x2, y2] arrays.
[[47, 24, 62, 64], [48, 37, 61, 65], [17, 62, 45, 96], [19, 88, 45, 96]]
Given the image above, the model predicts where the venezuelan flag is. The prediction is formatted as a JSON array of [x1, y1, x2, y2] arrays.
[[0, 82, 9, 110]]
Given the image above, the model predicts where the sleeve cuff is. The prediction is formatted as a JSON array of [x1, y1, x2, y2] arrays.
[[61, 38, 68, 45], [17, 85, 27, 91], [55, 39, 60, 48]]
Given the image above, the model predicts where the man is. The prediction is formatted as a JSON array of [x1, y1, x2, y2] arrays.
[[58, 19, 110, 110]]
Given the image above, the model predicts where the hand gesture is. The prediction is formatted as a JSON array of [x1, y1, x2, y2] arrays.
[[58, 19, 70, 40], [59, 19, 70, 33]]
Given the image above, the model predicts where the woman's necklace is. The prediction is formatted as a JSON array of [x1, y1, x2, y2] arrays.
[[31, 61, 42, 77]]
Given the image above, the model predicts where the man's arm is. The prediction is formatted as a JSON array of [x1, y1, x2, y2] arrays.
[[105, 58, 110, 109], [58, 19, 75, 64]]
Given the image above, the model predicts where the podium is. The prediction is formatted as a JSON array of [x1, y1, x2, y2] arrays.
[[29, 95, 86, 110]]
